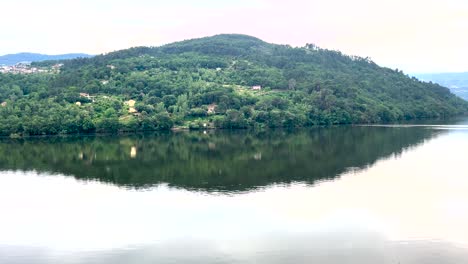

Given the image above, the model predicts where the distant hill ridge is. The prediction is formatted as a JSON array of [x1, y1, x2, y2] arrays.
[[414, 72, 468, 100], [0, 52, 93, 66]]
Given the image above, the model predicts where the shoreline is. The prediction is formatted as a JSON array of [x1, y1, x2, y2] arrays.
[[1, 115, 466, 139]]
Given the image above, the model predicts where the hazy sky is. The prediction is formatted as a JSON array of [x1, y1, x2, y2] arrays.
[[1, 0, 467, 73]]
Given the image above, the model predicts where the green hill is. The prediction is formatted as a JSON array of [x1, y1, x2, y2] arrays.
[[0, 34, 467, 136]]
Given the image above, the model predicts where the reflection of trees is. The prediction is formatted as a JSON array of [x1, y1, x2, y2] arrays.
[[0, 127, 441, 192]]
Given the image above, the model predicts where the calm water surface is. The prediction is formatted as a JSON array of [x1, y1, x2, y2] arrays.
[[1, 121, 468, 263]]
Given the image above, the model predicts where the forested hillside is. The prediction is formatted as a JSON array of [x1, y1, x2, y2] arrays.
[[0, 34, 467, 136]]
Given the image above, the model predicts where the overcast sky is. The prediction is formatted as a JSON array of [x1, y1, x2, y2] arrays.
[[1, 0, 467, 73]]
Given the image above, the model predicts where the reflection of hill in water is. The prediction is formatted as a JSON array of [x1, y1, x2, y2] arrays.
[[0, 127, 441, 192]]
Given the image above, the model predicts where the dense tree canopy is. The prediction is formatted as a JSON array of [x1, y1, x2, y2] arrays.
[[1, 34, 467, 136]]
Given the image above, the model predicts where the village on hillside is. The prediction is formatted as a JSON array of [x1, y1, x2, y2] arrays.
[[0, 62, 63, 74]]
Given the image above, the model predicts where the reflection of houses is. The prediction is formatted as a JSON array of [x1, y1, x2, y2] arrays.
[[252, 85, 262, 90], [254, 153, 262, 160], [130, 146, 137, 158]]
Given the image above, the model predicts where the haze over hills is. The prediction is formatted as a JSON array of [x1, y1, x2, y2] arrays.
[[0, 52, 93, 66], [413, 73, 468, 101], [0, 34, 467, 136]]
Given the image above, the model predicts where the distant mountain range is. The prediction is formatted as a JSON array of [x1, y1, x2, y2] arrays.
[[414, 73, 468, 100], [0, 52, 93, 66]]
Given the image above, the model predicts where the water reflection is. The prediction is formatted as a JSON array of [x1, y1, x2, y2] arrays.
[[1, 124, 468, 264], [0, 126, 443, 191]]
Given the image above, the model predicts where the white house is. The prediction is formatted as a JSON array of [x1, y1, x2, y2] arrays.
[[252, 85, 262, 90]]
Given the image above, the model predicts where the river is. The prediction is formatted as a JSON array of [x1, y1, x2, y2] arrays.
[[1, 120, 467, 263]]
